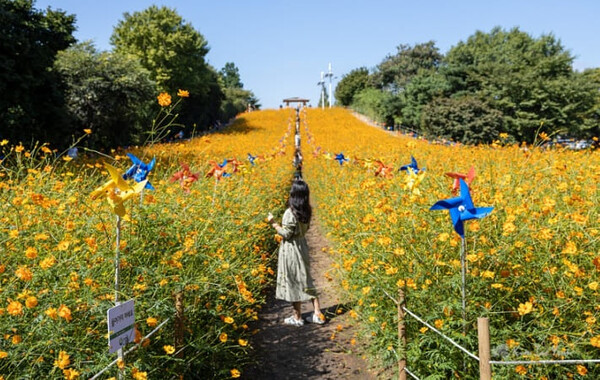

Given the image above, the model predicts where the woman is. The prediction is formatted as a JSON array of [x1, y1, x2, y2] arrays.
[[268, 179, 325, 326]]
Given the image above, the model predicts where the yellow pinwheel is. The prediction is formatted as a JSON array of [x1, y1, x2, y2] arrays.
[[90, 163, 147, 217]]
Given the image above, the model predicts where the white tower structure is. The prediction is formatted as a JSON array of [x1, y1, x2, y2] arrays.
[[317, 71, 325, 110], [324, 63, 334, 108]]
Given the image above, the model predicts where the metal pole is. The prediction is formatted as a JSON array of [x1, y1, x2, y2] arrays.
[[398, 288, 406, 380], [477, 318, 492, 380], [461, 237, 467, 326], [328, 63, 333, 108], [115, 215, 123, 379]]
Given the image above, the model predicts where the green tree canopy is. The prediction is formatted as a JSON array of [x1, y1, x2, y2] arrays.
[[54, 42, 155, 149], [421, 96, 504, 144], [370, 41, 443, 93], [110, 5, 222, 129], [444, 26, 596, 142], [0, 0, 75, 146], [335, 67, 369, 106], [220, 62, 243, 89]]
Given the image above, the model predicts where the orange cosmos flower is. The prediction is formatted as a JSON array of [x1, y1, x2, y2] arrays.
[[157, 92, 172, 107], [53, 350, 70, 369], [7, 300, 23, 316], [177, 89, 189, 98], [15, 266, 33, 281], [58, 305, 72, 322]]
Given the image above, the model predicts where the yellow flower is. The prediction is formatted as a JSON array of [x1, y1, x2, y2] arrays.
[[0, 139, 8, 146], [589, 282, 599, 291], [577, 365, 588, 376], [46, 307, 58, 319], [146, 317, 158, 327], [230, 369, 241, 378], [15, 144, 24, 153], [0, 351, 7, 359], [219, 332, 228, 343], [177, 89, 189, 98], [53, 350, 70, 369], [7, 300, 23, 316], [63, 368, 80, 380], [518, 301, 533, 316], [25, 247, 38, 259], [163, 345, 175, 355], [58, 305, 72, 322], [15, 266, 33, 281], [83, 128, 92, 134], [419, 327, 428, 333], [40, 255, 57, 269], [590, 335, 600, 348], [25, 296, 38, 308], [132, 368, 147, 380], [224, 316, 234, 324], [157, 92, 172, 107], [515, 365, 527, 375], [434, 319, 444, 329], [238, 339, 248, 346]]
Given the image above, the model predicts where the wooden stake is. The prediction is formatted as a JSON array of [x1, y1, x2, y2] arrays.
[[398, 288, 406, 380], [477, 317, 491, 380], [174, 291, 185, 359]]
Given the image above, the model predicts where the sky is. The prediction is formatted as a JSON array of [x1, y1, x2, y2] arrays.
[[36, 0, 600, 109]]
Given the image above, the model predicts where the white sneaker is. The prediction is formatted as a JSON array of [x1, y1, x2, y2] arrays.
[[284, 316, 304, 326], [304, 312, 325, 325]]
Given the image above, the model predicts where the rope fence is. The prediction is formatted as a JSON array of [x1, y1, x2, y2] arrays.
[[391, 287, 600, 379], [90, 317, 170, 379]]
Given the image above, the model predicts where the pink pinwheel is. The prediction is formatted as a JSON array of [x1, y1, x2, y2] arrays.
[[170, 163, 200, 192], [445, 167, 475, 194]]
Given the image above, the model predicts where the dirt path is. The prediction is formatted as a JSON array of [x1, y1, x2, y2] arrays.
[[242, 217, 376, 380]]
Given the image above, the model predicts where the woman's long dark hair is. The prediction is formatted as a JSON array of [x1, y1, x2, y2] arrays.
[[288, 179, 312, 224]]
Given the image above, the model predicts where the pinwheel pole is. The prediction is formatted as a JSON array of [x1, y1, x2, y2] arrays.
[[114, 215, 124, 378], [460, 236, 467, 332]]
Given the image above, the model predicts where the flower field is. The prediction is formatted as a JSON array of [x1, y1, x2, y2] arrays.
[[0, 108, 296, 379], [302, 108, 599, 378]]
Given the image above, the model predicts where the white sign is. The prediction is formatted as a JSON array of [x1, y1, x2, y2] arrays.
[[107, 299, 135, 353]]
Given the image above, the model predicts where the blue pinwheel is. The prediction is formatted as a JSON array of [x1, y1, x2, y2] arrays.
[[399, 156, 425, 174], [334, 153, 349, 166], [430, 179, 493, 237], [247, 153, 256, 166], [123, 153, 156, 190]]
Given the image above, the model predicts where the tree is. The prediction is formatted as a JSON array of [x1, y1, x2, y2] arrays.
[[421, 96, 504, 144], [335, 67, 369, 106], [0, 0, 75, 147], [351, 88, 401, 126], [370, 41, 443, 93], [54, 42, 155, 149], [220, 62, 243, 89], [400, 72, 450, 130], [444, 27, 596, 142], [110, 6, 222, 130]]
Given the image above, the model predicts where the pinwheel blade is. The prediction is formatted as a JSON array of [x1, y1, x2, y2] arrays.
[[430, 197, 462, 210], [127, 153, 142, 166], [449, 208, 465, 237]]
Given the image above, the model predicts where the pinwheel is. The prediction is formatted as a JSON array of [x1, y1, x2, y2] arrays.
[[205, 160, 227, 181], [247, 153, 257, 166], [334, 153, 349, 166], [399, 156, 425, 174], [227, 157, 240, 174], [170, 163, 200, 192], [445, 167, 475, 194], [374, 160, 394, 179], [430, 179, 493, 238], [123, 153, 156, 190], [90, 163, 147, 217]]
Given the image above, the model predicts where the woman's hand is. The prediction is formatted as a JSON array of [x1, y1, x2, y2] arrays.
[[267, 212, 274, 223]]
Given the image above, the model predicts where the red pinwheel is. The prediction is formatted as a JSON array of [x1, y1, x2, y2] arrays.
[[445, 167, 475, 194], [205, 160, 227, 181], [170, 163, 200, 192], [374, 160, 394, 179]]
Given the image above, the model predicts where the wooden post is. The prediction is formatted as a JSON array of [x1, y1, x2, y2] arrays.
[[477, 317, 491, 380], [398, 288, 406, 380], [174, 291, 184, 359]]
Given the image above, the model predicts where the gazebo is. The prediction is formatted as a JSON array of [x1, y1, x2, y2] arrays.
[[282, 97, 310, 107]]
